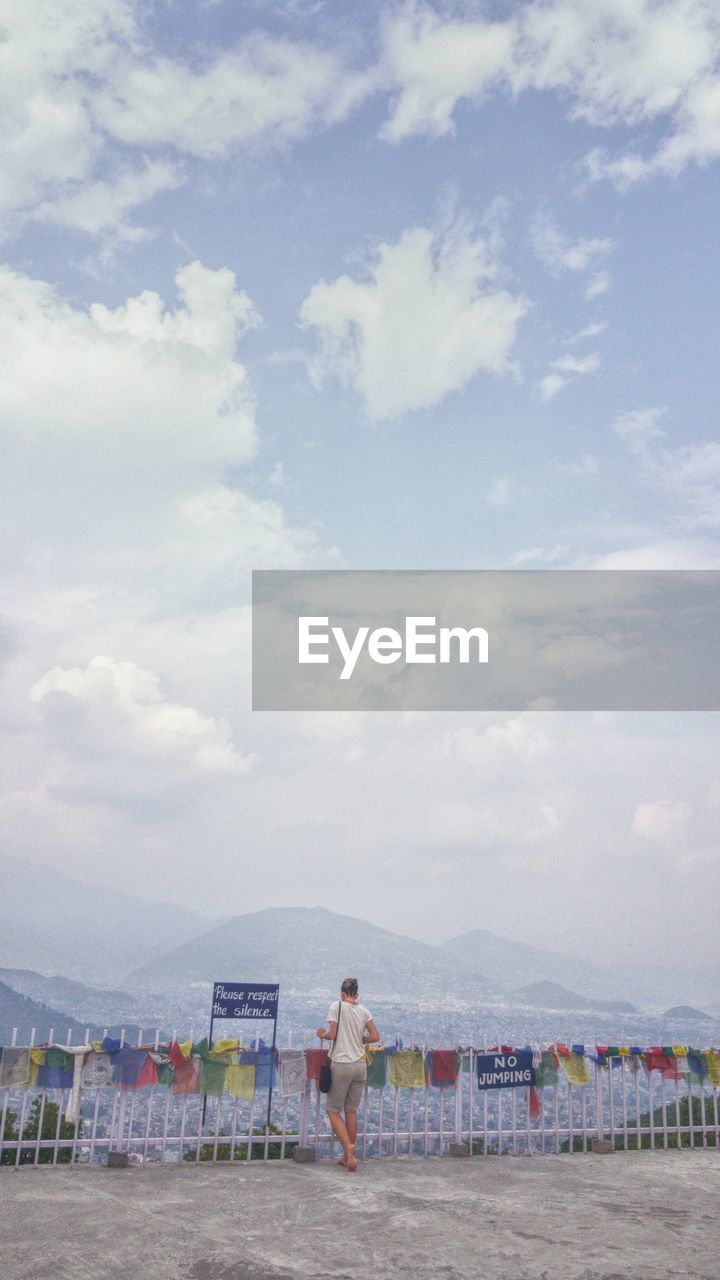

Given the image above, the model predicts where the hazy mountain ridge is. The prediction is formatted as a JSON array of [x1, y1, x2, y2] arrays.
[[0, 852, 212, 983], [0, 979, 144, 1044], [511, 980, 636, 1014], [440, 927, 720, 1011], [2, 851, 718, 1017], [123, 905, 487, 999], [0, 967, 138, 1024]]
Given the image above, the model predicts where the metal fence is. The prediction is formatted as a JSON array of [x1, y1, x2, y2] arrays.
[[1, 1028, 718, 1167]]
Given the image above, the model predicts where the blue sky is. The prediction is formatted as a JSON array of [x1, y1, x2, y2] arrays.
[[1, 1, 719, 963]]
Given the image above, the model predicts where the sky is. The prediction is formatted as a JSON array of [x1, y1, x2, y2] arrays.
[[0, 0, 719, 966]]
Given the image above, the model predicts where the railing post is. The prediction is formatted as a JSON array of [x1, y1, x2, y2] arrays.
[[595, 1060, 605, 1142]]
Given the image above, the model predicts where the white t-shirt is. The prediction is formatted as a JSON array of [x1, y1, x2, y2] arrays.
[[327, 999, 372, 1063]]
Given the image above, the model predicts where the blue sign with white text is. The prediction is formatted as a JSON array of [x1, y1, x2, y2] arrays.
[[212, 982, 279, 1020], [475, 1051, 535, 1089]]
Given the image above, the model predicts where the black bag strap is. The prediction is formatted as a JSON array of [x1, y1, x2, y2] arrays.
[[329, 996, 343, 1063]]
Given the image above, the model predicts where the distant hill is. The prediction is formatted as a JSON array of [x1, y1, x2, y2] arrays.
[[439, 929, 610, 995], [0, 968, 139, 1025], [0, 852, 213, 984], [124, 906, 485, 999], [440, 927, 720, 1010], [0, 980, 145, 1045], [663, 1005, 711, 1021], [512, 980, 637, 1014]]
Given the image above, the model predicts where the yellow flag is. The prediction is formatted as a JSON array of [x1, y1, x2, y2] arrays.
[[559, 1052, 591, 1086], [672, 1045, 686, 1058], [387, 1050, 426, 1089], [212, 1038, 241, 1054], [705, 1050, 720, 1087], [28, 1048, 47, 1087], [224, 1064, 255, 1099]]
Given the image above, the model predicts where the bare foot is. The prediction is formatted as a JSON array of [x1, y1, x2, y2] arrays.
[[346, 1149, 358, 1172], [337, 1155, 347, 1167]]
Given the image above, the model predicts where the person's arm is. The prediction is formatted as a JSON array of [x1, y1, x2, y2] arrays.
[[316, 1002, 338, 1040], [363, 1018, 380, 1045]]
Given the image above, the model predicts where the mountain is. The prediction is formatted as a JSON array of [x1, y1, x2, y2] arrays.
[[0, 968, 139, 1025], [511, 980, 636, 1014], [439, 929, 610, 996], [0, 979, 149, 1045], [0, 852, 213, 984], [124, 906, 486, 999], [663, 1004, 711, 1021], [440, 927, 720, 1010], [0, 980, 88, 1043]]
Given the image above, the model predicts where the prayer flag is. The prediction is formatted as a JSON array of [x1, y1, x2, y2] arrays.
[[172, 1059, 200, 1095], [558, 1052, 590, 1086], [278, 1050, 306, 1097], [225, 1064, 255, 1099], [200, 1059, 227, 1096], [387, 1050, 426, 1089], [80, 1052, 115, 1088], [429, 1049, 460, 1088], [305, 1048, 329, 1086], [37, 1047, 73, 1090], [365, 1048, 387, 1089], [0, 1047, 31, 1088]]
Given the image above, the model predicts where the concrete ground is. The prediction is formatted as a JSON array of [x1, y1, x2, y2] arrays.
[[1, 1152, 718, 1280]]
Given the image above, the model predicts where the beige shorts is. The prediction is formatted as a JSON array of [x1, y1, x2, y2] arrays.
[[326, 1059, 367, 1112]]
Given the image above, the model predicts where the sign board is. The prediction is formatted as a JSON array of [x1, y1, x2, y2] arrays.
[[475, 1051, 535, 1090], [211, 982, 279, 1021]]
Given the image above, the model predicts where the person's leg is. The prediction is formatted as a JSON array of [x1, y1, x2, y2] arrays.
[[340, 1063, 366, 1170], [328, 1109, 353, 1157], [344, 1108, 358, 1148], [327, 1065, 357, 1168]]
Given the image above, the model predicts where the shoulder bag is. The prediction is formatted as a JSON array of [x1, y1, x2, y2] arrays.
[[319, 999, 342, 1093]]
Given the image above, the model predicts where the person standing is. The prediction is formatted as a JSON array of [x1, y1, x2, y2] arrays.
[[316, 977, 380, 1171]]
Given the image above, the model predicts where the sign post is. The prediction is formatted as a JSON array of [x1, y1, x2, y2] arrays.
[[474, 1051, 535, 1090], [206, 982, 280, 1136]]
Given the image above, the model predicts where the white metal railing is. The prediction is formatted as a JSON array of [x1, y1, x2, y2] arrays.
[[1, 1030, 718, 1167]]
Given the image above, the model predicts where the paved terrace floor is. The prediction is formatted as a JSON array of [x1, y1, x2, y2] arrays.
[[1, 1151, 718, 1280]]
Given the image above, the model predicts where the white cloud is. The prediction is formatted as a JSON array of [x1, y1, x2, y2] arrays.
[[538, 351, 599, 399], [31, 158, 183, 239], [0, 0, 133, 238], [0, 259, 325, 612], [613, 409, 720, 531], [566, 321, 608, 343], [511, 544, 572, 566], [538, 372, 567, 401], [552, 352, 600, 375], [30, 655, 252, 778], [612, 406, 668, 451], [380, 4, 517, 141], [95, 36, 360, 159], [585, 271, 611, 299], [531, 214, 614, 272], [0, 260, 259, 522], [487, 477, 513, 507], [591, 538, 720, 569], [632, 800, 690, 843], [299, 217, 528, 419], [381, 1, 720, 182], [559, 454, 598, 475], [0, 2, 368, 242]]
